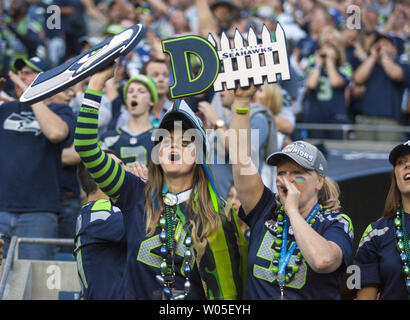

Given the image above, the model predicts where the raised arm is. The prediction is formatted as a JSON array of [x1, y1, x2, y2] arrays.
[[74, 66, 126, 199], [230, 86, 265, 214]]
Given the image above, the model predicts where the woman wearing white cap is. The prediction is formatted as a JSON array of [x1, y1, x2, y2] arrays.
[[230, 86, 353, 299], [74, 65, 247, 300], [354, 141, 410, 300]]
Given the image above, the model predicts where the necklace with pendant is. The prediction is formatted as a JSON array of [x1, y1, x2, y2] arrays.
[[394, 206, 410, 299], [156, 190, 193, 300], [272, 204, 323, 299]]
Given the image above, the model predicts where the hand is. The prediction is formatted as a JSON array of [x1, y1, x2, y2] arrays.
[[198, 101, 219, 126], [127, 162, 148, 181], [314, 51, 324, 67], [323, 47, 337, 64], [353, 42, 366, 60], [231, 83, 257, 110], [370, 44, 380, 60], [276, 176, 300, 217], [234, 83, 258, 99], [88, 62, 117, 92], [8, 71, 27, 99]]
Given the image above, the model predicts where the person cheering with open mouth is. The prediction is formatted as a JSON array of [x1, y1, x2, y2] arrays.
[[230, 85, 353, 300], [74, 64, 247, 300]]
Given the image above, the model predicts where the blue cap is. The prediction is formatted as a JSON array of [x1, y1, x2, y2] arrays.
[[14, 56, 52, 73]]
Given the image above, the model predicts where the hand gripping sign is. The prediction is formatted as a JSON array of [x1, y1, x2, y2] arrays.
[[162, 23, 291, 98], [20, 23, 145, 105]]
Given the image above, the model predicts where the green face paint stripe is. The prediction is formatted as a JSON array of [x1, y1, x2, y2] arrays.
[[295, 176, 307, 184]]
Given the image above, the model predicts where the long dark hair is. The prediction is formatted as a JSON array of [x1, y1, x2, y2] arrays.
[[382, 171, 401, 219]]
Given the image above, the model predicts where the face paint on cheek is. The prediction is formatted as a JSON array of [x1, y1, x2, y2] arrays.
[[295, 176, 307, 184]]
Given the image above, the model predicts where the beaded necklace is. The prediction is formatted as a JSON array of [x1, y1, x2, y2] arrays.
[[272, 204, 323, 299], [393, 206, 410, 299], [155, 189, 193, 300]]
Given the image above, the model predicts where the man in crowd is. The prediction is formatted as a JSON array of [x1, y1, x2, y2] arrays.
[[0, 56, 75, 260]]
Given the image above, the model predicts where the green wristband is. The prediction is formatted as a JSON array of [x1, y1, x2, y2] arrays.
[[236, 107, 249, 114]]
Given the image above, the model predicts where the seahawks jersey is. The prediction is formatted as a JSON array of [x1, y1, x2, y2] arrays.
[[74, 199, 126, 300], [0, 101, 75, 213], [99, 126, 154, 167], [239, 186, 354, 300], [354, 215, 410, 299]]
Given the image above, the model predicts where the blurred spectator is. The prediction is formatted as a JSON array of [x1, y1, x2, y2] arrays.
[[49, 88, 81, 255], [115, 58, 172, 129], [99, 74, 156, 167], [55, 0, 86, 61], [74, 154, 127, 300], [0, 0, 45, 79], [0, 57, 75, 260], [201, 84, 277, 198], [254, 82, 295, 150], [353, 33, 407, 142], [293, 6, 334, 71], [304, 28, 351, 139]]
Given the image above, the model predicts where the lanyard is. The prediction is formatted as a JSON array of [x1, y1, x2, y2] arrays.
[[277, 203, 321, 286]]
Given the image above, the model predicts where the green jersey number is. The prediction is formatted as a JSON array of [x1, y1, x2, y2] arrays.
[[120, 146, 148, 166]]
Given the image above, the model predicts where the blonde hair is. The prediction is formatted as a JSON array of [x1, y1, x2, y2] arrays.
[[318, 176, 341, 211], [258, 82, 283, 115], [319, 27, 346, 67], [144, 161, 220, 244]]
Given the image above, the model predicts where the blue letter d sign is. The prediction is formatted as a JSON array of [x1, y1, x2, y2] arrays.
[[162, 36, 219, 99]]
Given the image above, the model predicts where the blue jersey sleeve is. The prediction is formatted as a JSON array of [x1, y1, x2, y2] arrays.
[[353, 222, 383, 288], [115, 171, 146, 214], [49, 103, 76, 148], [319, 211, 354, 267]]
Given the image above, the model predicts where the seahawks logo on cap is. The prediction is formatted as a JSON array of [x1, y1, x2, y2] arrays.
[[20, 24, 145, 105]]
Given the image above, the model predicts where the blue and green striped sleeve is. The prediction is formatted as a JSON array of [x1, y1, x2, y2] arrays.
[[74, 89, 125, 199]]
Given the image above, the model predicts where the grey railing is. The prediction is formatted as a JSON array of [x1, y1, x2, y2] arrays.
[[0, 237, 74, 300], [295, 123, 410, 140]]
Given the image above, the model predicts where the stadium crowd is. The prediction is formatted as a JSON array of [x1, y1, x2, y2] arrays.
[[0, 0, 410, 300]]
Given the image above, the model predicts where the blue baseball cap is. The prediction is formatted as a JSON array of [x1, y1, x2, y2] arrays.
[[14, 56, 52, 73]]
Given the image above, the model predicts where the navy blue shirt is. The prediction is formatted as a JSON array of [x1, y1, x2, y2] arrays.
[[303, 60, 351, 126], [239, 186, 354, 300], [0, 101, 75, 213], [354, 214, 410, 300], [115, 172, 205, 300], [99, 127, 154, 167], [74, 199, 126, 300], [356, 61, 406, 122]]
